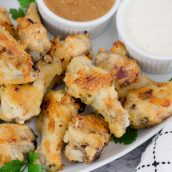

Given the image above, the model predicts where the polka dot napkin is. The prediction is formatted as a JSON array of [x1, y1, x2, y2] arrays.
[[136, 118, 172, 172]]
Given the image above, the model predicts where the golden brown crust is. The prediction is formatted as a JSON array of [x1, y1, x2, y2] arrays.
[[24, 2, 41, 23], [111, 41, 128, 56], [124, 82, 172, 128], [0, 26, 37, 85], [96, 49, 141, 87], [0, 56, 62, 124], [0, 124, 35, 166], [64, 56, 112, 103], [70, 114, 109, 135], [0, 7, 15, 36], [64, 56, 129, 137], [50, 34, 92, 72], [64, 113, 110, 163], [74, 69, 112, 91], [95, 41, 153, 100], [17, 3, 51, 61], [37, 90, 80, 171]]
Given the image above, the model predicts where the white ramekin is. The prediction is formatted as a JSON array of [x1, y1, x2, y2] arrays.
[[116, 0, 172, 74], [37, 0, 121, 39]]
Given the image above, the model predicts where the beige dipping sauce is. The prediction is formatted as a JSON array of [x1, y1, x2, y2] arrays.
[[44, 0, 115, 22], [123, 0, 172, 57]]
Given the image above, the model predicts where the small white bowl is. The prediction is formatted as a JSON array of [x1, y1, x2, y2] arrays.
[[37, 0, 121, 39], [116, 0, 172, 74]]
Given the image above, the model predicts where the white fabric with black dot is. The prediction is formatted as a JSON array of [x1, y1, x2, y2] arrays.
[[136, 118, 172, 172]]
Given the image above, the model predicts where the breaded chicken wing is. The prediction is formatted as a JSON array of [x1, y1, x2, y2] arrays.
[[17, 3, 51, 61], [0, 26, 37, 85], [36, 90, 80, 171], [96, 41, 152, 100], [0, 7, 15, 36], [0, 123, 35, 166], [50, 34, 92, 72], [124, 82, 172, 128], [64, 114, 110, 163], [64, 56, 129, 137], [0, 56, 62, 124]]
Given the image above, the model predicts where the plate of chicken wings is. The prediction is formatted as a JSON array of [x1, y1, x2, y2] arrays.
[[0, 1, 172, 172]]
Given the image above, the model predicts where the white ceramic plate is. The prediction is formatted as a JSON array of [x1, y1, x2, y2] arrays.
[[1, 0, 172, 172]]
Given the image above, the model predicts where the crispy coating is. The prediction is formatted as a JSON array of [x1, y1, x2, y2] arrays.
[[50, 34, 92, 72], [96, 41, 152, 100], [0, 56, 62, 124], [124, 82, 172, 128], [111, 41, 128, 56], [36, 90, 80, 171], [0, 7, 15, 36], [17, 3, 51, 61], [0, 26, 37, 85], [64, 114, 110, 163], [0, 123, 35, 166], [64, 56, 129, 137]]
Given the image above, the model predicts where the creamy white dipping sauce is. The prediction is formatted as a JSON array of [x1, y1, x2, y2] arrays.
[[123, 0, 172, 57]]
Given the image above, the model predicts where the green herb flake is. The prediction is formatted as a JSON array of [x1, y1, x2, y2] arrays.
[[0, 160, 25, 172], [28, 164, 46, 172], [9, 0, 36, 20], [9, 8, 25, 20], [28, 152, 46, 172], [18, 0, 36, 8], [112, 127, 138, 145], [28, 151, 38, 164], [0, 152, 46, 172]]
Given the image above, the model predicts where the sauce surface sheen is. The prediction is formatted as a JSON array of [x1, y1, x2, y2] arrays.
[[123, 0, 172, 57], [44, 0, 115, 22]]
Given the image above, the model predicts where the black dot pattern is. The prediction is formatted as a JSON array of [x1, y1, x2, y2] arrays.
[[135, 130, 172, 172]]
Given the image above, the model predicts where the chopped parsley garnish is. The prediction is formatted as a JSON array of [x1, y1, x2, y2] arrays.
[[9, 0, 35, 19], [112, 127, 138, 145], [28, 152, 46, 172], [0, 151, 46, 172], [18, 0, 36, 8], [0, 160, 25, 172], [9, 8, 25, 20]]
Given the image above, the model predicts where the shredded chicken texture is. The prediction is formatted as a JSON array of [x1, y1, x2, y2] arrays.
[[0, 56, 62, 124], [0, 26, 37, 85], [0, 7, 15, 36], [64, 114, 110, 163], [64, 56, 129, 137], [95, 41, 152, 101], [17, 3, 51, 61], [0, 123, 35, 166], [37, 90, 80, 171], [125, 82, 172, 128], [50, 34, 92, 72]]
